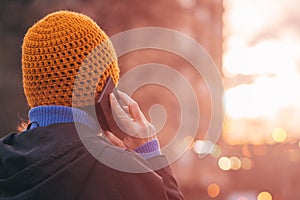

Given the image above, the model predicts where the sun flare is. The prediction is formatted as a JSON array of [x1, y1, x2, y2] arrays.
[[223, 0, 300, 143]]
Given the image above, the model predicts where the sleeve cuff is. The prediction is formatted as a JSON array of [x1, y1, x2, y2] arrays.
[[134, 138, 161, 160]]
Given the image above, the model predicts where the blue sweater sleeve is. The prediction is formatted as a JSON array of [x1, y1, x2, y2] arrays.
[[134, 138, 161, 160]]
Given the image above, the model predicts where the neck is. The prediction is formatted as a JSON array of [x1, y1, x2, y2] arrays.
[[28, 105, 99, 132]]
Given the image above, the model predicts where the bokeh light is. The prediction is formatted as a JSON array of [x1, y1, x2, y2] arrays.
[[207, 183, 221, 198], [183, 135, 194, 149], [242, 145, 251, 157], [193, 140, 214, 155], [229, 156, 241, 170], [241, 157, 253, 170], [210, 145, 222, 158], [218, 157, 231, 171], [272, 128, 288, 143], [257, 191, 272, 200], [1, 0, 300, 199], [223, 0, 300, 145]]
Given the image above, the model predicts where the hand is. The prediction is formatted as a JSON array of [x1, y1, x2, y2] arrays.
[[104, 91, 156, 150]]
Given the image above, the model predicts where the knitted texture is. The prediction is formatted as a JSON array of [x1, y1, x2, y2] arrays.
[[22, 11, 119, 108]]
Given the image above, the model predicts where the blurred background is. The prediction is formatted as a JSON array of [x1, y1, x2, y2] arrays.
[[1, 0, 300, 199]]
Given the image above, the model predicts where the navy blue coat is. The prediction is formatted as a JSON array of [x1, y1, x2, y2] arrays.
[[0, 123, 184, 200]]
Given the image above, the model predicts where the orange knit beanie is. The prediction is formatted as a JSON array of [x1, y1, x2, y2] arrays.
[[22, 10, 119, 108]]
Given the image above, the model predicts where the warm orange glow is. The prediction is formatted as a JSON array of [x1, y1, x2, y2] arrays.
[[242, 145, 251, 157], [257, 191, 272, 200], [229, 156, 241, 170], [218, 157, 231, 171], [241, 157, 253, 170], [253, 145, 267, 156], [207, 183, 220, 198], [272, 128, 288, 143], [223, 0, 300, 144], [225, 76, 300, 119]]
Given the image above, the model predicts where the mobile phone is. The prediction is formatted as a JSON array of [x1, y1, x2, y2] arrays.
[[95, 77, 127, 139]]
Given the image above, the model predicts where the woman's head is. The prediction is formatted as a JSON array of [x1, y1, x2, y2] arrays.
[[22, 11, 119, 108]]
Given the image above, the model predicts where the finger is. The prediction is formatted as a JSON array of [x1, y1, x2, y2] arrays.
[[112, 91, 132, 117], [116, 90, 131, 105], [123, 106, 130, 114], [103, 131, 126, 148], [110, 93, 130, 118], [110, 93, 134, 125], [117, 91, 143, 122]]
